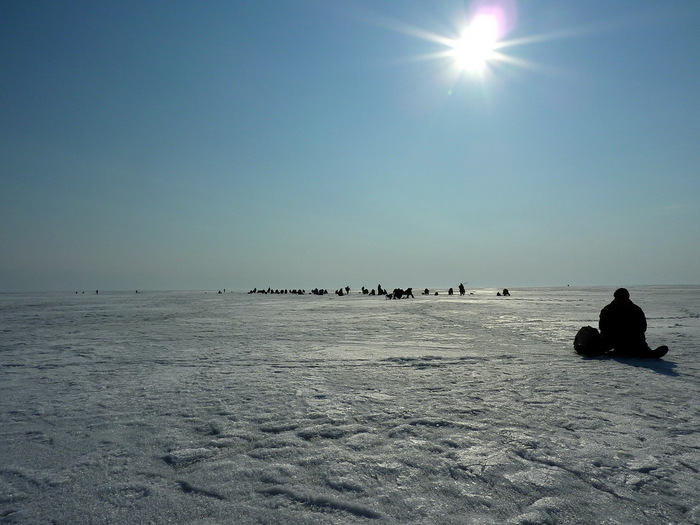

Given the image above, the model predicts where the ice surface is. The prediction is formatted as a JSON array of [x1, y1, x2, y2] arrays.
[[1, 287, 699, 524]]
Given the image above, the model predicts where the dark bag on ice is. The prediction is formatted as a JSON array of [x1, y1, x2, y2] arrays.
[[573, 325, 605, 356]]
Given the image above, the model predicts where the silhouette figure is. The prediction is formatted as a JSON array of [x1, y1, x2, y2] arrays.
[[599, 288, 668, 358]]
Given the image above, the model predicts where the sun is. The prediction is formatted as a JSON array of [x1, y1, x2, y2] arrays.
[[451, 13, 501, 72]]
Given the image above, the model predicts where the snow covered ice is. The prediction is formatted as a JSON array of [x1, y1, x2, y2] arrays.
[[1, 286, 699, 524]]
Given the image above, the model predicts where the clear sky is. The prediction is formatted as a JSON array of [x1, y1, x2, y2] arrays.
[[2, 1, 699, 292]]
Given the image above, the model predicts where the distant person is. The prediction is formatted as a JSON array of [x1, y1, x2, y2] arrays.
[[502, 288, 510, 296], [459, 283, 465, 296], [598, 288, 668, 358], [448, 288, 454, 296]]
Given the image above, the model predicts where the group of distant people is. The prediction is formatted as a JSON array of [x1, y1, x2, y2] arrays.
[[247, 283, 515, 300], [361, 285, 413, 299], [248, 287, 308, 295]]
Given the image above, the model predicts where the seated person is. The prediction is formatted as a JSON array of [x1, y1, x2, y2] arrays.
[[599, 288, 668, 358]]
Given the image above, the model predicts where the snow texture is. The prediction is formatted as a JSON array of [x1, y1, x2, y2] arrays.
[[1, 286, 699, 524]]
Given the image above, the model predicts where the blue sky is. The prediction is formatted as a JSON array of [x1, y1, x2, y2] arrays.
[[2, 0, 699, 292]]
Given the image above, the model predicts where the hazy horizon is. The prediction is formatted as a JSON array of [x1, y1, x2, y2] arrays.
[[4, 283, 700, 295]]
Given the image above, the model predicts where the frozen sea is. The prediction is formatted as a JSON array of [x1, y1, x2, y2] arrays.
[[1, 286, 699, 524]]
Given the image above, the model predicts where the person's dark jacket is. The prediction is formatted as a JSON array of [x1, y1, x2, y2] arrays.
[[599, 298, 647, 352]]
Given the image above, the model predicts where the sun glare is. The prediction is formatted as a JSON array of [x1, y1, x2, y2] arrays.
[[359, 0, 555, 86], [451, 14, 501, 72]]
